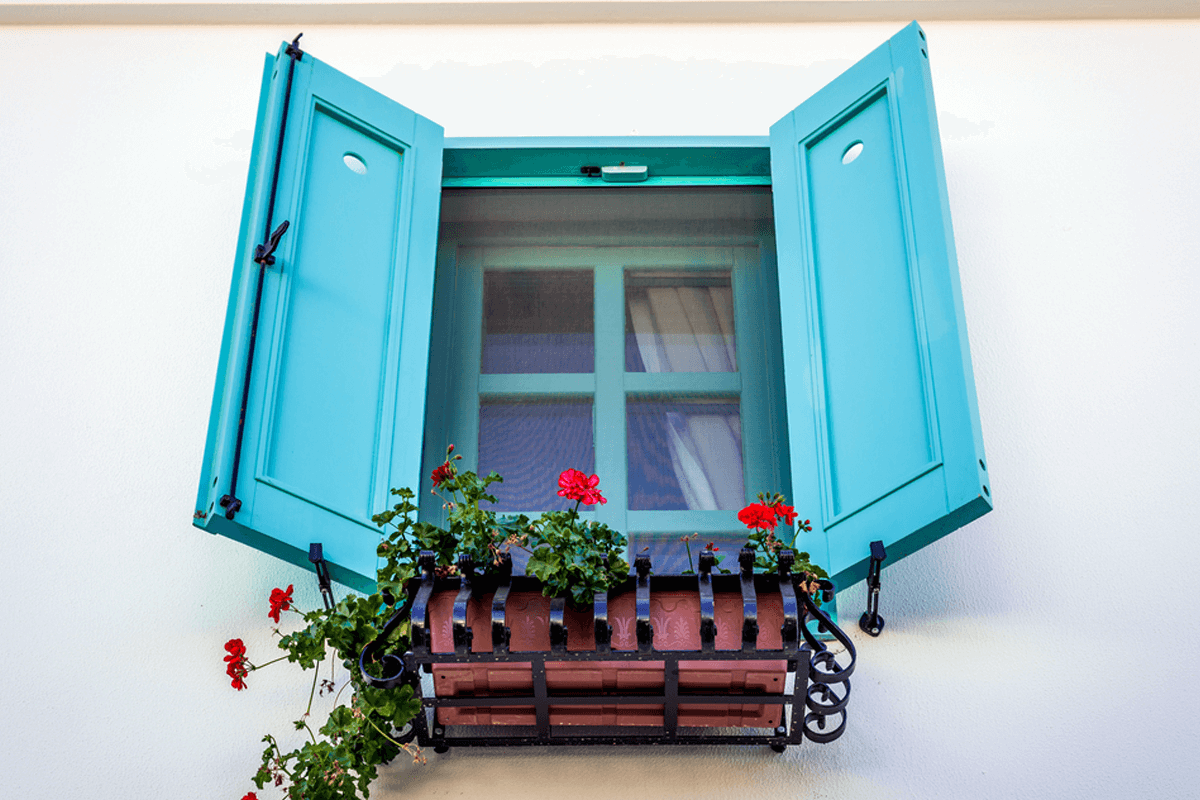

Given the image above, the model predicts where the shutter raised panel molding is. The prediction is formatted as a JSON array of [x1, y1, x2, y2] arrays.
[[196, 44, 444, 591], [770, 22, 990, 588]]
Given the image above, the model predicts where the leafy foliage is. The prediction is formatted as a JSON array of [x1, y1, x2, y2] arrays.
[[740, 491, 830, 602], [230, 454, 826, 798], [525, 510, 629, 608]]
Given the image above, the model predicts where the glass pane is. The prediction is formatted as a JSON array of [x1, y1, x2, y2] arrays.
[[483, 270, 593, 374], [627, 398, 744, 511], [626, 533, 748, 575], [479, 399, 594, 511], [626, 270, 736, 372]]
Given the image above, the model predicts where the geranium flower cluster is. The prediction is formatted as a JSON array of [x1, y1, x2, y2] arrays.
[[737, 497, 803, 531], [430, 461, 454, 489], [267, 584, 293, 623], [557, 468, 606, 506], [224, 638, 250, 691], [430, 444, 462, 491]]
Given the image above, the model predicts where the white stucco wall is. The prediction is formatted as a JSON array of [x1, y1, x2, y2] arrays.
[[2, 16, 1198, 800]]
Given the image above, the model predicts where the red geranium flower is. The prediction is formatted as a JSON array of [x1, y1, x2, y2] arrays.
[[268, 584, 294, 623], [242, 793, 259, 800], [224, 638, 250, 691], [737, 502, 777, 531], [557, 468, 606, 506], [772, 503, 798, 526], [430, 461, 454, 489]]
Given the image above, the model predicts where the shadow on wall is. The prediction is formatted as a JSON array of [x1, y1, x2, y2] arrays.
[[371, 735, 895, 800]]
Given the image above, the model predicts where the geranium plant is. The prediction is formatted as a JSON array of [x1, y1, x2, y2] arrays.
[[738, 491, 829, 599], [222, 451, 827, 798], [223, 449, 629, 799]]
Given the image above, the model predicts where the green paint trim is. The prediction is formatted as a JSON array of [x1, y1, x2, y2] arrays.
[[623, 372, 741, 395], [443, 176, 772, 188], [479, 373, 596, 396]]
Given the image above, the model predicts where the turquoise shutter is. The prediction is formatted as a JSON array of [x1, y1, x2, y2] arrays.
[[770, 22, 990, 589], [195, 43, 444, 592]]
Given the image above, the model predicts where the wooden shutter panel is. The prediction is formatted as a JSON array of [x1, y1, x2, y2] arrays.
[[770, 22, 990, 589], [195, 44, 444, 591]]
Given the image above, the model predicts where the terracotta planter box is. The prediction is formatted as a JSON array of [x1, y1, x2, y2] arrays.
[[427, 587, 788, 728], [361, 550, 856, 750]]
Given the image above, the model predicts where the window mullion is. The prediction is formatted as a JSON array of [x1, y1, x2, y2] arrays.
[[592, 260, 626, 534]]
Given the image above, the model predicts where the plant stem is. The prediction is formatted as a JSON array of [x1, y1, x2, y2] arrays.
[[363, 713, 406, 749], [305, 651, 321, 717], [265, 738, 295, 778], [332, 679, 351, 709], [250, 654, 290, 671]]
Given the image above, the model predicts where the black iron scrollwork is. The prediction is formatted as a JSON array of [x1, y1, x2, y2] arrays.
[[798, 575, 857, 743], [358, 551, 432, 689], [358, 548, 862, 750]]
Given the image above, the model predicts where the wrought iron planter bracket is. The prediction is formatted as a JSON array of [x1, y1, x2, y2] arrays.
[[360, 549, 857, 752]]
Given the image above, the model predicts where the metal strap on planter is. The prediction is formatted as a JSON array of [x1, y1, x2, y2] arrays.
[[738, 547, 759, 652], [452, 555, 475, 655], [777, 550, 800, 652], [593, 588, 612, 653], [360, 549, 857, 752], [491, 554, 512, 654], [409, 551, 437, 655], [635, 554, 653, 653], [549, 597, 568, 654], [697, 550, 717, 652]]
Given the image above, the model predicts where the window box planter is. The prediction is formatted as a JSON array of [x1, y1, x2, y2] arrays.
[[361, 548, 855, 752]]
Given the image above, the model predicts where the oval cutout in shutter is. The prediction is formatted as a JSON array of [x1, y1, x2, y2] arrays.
[[343, 152, 368, 175]]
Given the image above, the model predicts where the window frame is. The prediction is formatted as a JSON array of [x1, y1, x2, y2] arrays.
[[419, 142, 794, 570]]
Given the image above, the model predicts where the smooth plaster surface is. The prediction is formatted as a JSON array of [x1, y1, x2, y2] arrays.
[[1, 19, 1198, 799]]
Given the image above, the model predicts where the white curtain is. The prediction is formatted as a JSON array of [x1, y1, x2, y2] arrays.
[[627, 285, 744, 510]]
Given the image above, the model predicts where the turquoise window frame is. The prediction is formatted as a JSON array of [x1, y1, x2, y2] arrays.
[[420, 139, 793, 567]]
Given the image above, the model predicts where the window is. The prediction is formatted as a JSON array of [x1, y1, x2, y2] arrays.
[[420, 187, 790, 573], [195, 22, 991, 596]]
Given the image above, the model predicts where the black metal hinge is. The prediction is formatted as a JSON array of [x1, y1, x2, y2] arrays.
[[309, 543, 335, 611], [859, 540, 887, 636], [219, 34, 304, 521]]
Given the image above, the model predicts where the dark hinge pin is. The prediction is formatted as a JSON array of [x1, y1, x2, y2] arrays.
[[859, 540, 887, 636]]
